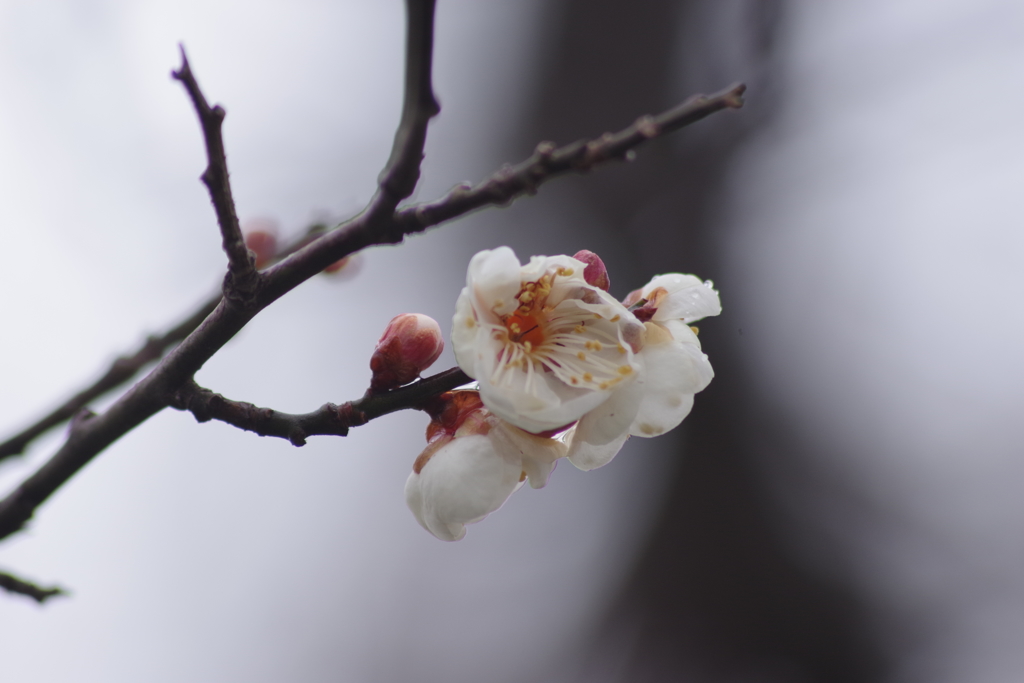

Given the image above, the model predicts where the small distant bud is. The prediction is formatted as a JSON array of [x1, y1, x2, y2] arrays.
[[242, 218, 279, 269], [370, 313, 445, 391], [322, 253, 365, 280], [573, 250, 610, 291], [323, 256, 349, 274]]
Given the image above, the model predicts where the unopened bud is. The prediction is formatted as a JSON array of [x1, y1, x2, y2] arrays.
[[370, 313, 444, 391], [573, 249, 610, 291], [242, 218, 280, 269]]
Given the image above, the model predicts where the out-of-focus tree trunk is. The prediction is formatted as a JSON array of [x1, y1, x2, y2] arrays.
[[514, 1, 888, 680]]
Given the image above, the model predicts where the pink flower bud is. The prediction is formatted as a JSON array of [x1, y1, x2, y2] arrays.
[[242, 218, 279, 270], [572, 249, 610, 291], [321, 253, 365, 280], [370, 313, 445, 391], [323, 255, 350, 274]]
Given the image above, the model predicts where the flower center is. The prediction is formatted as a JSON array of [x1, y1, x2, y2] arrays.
[[504, 312, 545, 347], [487, 269, 638, 393]]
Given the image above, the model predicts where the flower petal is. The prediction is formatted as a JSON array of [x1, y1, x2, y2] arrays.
[[644, 274, 722, 323], [477, 358, 611, 433], [405, 434, 522, 541], [468, 247, 522, 322], [521, 253, 587, 284], [628, 324, 711, 438], [488, 420, 568, 489], [659, 319, 715, 392], [571, 368, 645, 445], [567, 428, 630, 471], [451, 290, 481, 378]]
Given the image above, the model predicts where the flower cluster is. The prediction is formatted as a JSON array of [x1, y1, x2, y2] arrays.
[[378, 247, 720, 541]]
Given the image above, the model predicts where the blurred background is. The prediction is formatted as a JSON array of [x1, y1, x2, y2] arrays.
[[0, 0, 1022, 681]]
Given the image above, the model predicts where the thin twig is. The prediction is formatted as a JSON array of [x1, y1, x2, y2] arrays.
[[172, 46, 260, 303], [171, 367, 471, 446], [393, 83, 747, 233], [0, 570, 66, 604]]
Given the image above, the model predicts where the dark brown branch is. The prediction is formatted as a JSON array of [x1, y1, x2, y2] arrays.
[[0, 76, 741, 543], [366, 0, 440, 219], [258, 83, 746, 303], [170, 367, 471, 446], [0, 221, 337, 462], [0, 295, 220, 462], [0, 570, 66, 604], [393, 82, 747, 233], [172, 46, 260, 303]]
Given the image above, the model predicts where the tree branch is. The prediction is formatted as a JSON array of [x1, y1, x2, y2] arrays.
[[170, 367, 471, 446], [257, 83, 746, 303], [172, 46, 260, 303], [0, 570, 66, 604], [366, 0, 440, 219], [0, 221, 337, 463], [0, 295, 220, 462], [393, 82, 747, 233]]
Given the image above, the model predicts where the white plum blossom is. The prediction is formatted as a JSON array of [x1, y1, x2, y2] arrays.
[[566, 273, 720, 470], [418, 248, 721, 541], [405, 391, 566, 541], [452, 247, 645, 434]]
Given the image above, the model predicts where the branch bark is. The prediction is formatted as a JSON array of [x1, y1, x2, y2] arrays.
[[0, 570, 66, 604], [170, 367, 471, 446], [172, 46, 260, 303], [0, 222, 328, 463], [393, 83, 746, 233], [368, 0, 440, 219], [0, 295, 219, 462]]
